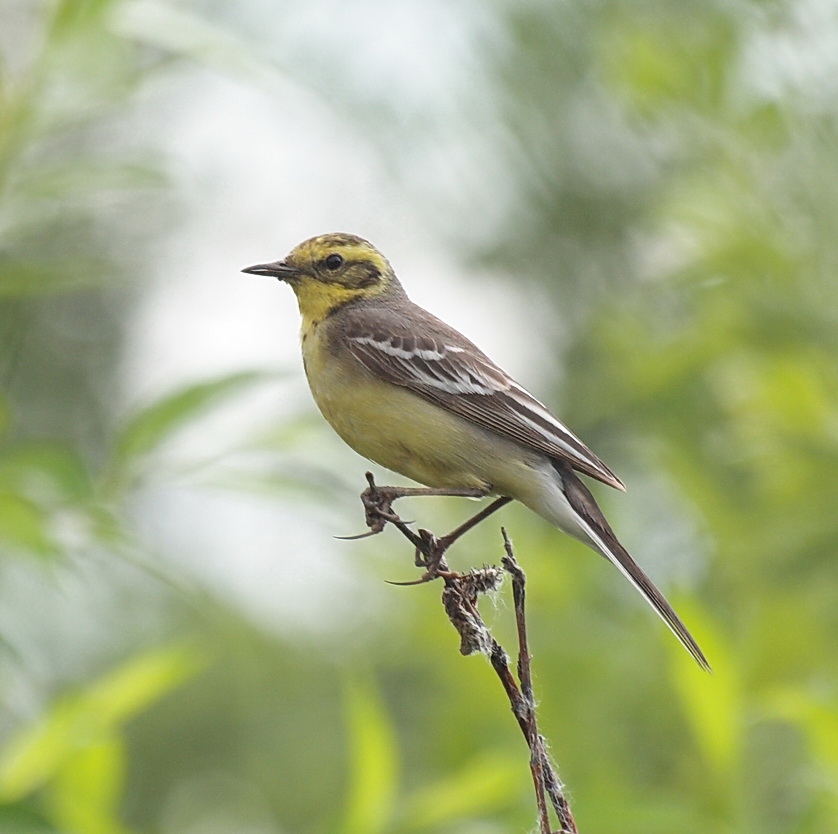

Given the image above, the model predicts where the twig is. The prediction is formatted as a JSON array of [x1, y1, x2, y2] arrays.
[[350, 473, 579, 833], [501, 530, 577, 834]]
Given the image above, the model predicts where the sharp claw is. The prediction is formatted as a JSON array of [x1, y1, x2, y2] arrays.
[[385, 574, 435, 586], [334, 530, 380, 541]]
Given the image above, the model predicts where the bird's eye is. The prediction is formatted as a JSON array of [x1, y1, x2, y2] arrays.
[[324, 253, 344, 271]]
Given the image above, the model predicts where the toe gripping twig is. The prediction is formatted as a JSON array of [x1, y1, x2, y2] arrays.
[[344, 473, 578, 834], [343, 471, 511, 583]]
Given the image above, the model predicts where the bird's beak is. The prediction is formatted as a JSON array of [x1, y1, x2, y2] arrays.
[[241, 260, 299, 281]]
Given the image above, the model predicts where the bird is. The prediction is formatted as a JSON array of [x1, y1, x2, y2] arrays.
[[243, 232, 709, 670]]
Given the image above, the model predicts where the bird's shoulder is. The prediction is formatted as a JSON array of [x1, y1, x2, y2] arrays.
[[330, 298, 509, 392], [333, 297, 480, 348]]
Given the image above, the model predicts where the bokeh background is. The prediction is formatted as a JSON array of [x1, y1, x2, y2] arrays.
[[2, 1, 837, 832]]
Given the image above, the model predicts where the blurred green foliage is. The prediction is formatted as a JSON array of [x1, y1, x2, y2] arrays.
[[1, 1, 837, 833], [0, 645, 203, 834]]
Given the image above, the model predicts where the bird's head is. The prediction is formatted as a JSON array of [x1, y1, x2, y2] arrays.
[[243, 233, 404, 322]]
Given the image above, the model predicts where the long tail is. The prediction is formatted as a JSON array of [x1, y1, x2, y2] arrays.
[[554, 461, 711, 671]]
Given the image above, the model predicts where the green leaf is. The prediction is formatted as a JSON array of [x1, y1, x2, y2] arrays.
[[666, 599, 742, 780], [400, 751, 520, 829], [49, 0, 121, 39], [112, 371, 276, 469], [85, 643, 206, 726], [0, 443, 92, 505], [339, 673, 399, 834], [0, 644, 204, 802], [0, 700, 82, 803], [762, 687, 838, 774], [49, 734, 130, 834], [0, 492, 56, 556]]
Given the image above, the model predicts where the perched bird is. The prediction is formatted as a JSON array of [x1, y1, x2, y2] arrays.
[[243, 233, 709, 670]]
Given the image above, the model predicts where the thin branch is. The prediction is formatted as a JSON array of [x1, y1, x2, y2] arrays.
[[502, 530, 577, 834], [352, 473, 579, 834]]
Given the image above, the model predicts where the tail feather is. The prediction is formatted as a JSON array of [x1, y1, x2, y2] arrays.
[[556, 462, 711, 672]]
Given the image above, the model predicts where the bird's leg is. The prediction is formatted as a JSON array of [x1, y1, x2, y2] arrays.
[[343, 473, 512, 586], [387, 528, 453, 586], [393, 497, 514, 586], [341, 472, 488, 539], [437, 496, 513, 551]]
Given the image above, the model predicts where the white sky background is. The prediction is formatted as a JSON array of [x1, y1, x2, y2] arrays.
[[117, 1, 540, 635]]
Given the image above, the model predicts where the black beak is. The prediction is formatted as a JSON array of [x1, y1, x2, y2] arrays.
[[241, 261, 298, 279]]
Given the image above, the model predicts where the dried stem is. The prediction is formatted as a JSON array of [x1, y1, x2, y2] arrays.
[[351, 473, 579, 834]]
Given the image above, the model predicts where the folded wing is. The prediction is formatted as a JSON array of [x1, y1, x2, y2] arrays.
[[345, 318, 625, 491]]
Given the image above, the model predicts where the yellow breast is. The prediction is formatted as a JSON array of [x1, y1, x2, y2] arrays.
[[299, 317, 530, 493]]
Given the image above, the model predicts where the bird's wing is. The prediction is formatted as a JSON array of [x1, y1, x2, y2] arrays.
[[344, 314, 625, 490]]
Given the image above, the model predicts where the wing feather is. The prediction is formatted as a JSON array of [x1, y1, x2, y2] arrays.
[[344, 310, 625, 490]]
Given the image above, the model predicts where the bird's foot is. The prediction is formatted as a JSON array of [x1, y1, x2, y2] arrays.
[[413, 529, 460, 579], [336, 473, 413, 539], [359, 476, 412, 535]]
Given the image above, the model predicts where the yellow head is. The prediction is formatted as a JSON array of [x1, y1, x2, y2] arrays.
[[243, 233, 405, 323]]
